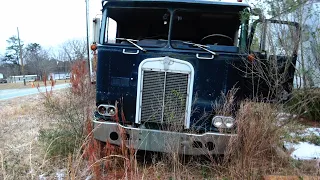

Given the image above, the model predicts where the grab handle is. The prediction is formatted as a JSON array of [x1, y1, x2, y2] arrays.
[[196, 53, 214, 60], [123, 49, 139, 55]]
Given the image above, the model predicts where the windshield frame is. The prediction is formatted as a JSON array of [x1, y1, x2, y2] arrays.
[[101, 5, 249, 52]]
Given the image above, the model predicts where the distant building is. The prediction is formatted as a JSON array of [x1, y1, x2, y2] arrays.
[[48, 73, 71, 80], [8, 75, 37, 83], [0, 73, 3, 79]]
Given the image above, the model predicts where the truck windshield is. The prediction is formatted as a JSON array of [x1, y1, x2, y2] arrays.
[[170, 10, 246, 50], [104, 8, 170, 48]]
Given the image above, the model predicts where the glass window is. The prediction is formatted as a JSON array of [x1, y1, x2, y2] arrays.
[[171, 10, 243, 49], [251, 21, 298, 56], [104, 8, 170, 47]]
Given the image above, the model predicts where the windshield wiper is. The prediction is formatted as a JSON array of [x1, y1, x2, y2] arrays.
[[116, 38, 146, 52], [182, 41, 216, 55]]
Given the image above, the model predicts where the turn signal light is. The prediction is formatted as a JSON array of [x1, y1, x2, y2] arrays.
[[248, 54, 255, 62], [90, 43, 97, 51]]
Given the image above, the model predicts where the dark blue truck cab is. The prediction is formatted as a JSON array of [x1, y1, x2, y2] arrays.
[[91, 0, 299, 155]]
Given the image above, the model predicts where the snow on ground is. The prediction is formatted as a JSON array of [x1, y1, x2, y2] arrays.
[[304, 128, 320, 136], [284, 128, 320, 160], [276, 112, 297, 121], [284, 141, 320, 160], [276, 112, 320, 160]]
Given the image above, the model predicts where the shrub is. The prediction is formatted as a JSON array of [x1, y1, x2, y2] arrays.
[[39, 60, 95, 158], [286, 89, 320, 121], [220, 101, 292, 179]]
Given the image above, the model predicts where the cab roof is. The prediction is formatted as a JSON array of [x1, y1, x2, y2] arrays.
[[102, 0, 250, 7]]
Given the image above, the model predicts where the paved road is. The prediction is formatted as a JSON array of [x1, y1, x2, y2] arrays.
[[0, 83, 70, 101]]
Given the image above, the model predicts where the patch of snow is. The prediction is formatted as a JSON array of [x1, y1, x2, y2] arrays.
[[39, 174, 47, 180], [305, 128, 320, 136], [276, 112, 297, 121], [56, 169, 67, 180], [291, 127, 320, 138], [284, 142, 320, 160], [85, 175, 93, 180]]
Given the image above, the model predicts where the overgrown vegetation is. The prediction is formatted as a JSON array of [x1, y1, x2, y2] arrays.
[[39, 60, 95, 158], [37, 78, 319, 179], [286, 89, 320, 121]]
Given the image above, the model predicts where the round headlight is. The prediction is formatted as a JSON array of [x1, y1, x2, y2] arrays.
[[97, 105, 117, 116], [224, 118, 235, 128], [107, 107, 116, 116], [98, 106, 107, 115], [213, 117, 223, 128]]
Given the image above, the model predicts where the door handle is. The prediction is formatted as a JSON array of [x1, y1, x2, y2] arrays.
[[196, 53, 214, 60], [123, 49, 139, 55]]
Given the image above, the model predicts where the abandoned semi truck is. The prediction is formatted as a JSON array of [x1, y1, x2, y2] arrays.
[[91, 0, 299, 155]]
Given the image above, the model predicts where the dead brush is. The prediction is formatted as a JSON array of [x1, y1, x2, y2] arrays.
[[37, 60, 140, 179], [212, 87, 239, 117], [219, 101, 292, 179], [37, 60, 97, 176], [69, 98, 139, 180]]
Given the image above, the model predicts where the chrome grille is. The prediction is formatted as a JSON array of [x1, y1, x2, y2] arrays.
[[140, 70, 189, 125]]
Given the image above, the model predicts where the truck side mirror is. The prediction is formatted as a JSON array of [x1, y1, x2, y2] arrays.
[[251, 8, 262, 16], [92, 18, 101, 44], [251, 8, 266, 21]]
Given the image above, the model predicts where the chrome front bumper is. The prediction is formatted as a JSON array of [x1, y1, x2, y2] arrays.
[[92, 120, 235, 155]]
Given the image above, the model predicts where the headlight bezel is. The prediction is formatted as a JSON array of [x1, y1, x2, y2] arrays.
[[97, 104, 117, 117], [212, 116, 235, 129]]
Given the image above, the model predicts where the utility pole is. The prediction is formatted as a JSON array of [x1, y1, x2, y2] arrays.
[[17, 27, 26, 86], [85, 0, 92, 81]]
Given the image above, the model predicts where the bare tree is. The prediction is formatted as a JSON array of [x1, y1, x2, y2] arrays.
[[244, 0, 320, 120], [24, 43, 52, 78], [250, 0, 320, 89], [60, 38, 87, 62]]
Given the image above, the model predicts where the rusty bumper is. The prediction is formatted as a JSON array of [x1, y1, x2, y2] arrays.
[[92, 119, 235, 155]]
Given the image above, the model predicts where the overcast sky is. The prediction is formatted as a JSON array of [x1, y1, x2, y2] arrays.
[[0, 0, 101, 54], [0, 0, 251, 55]]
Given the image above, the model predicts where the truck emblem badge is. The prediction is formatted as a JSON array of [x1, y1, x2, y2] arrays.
[[163, 56, 174, 71]]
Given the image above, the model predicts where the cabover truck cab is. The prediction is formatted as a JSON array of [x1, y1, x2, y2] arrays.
[[91, 0, 300, 155]]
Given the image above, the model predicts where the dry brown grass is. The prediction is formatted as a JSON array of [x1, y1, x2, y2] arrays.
[[0, 92, 68, 180], [62, 94, 320, 179], [1, 91, 319, 179], [211, 101, 319, 179], [222, 101, 288, 179], [1, 62, 319, 179]]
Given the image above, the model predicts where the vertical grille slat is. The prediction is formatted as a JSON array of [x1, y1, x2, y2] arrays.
[[140, 70, 189, 125], [141, 71, 165, 122], [163, 72, 188, 125]]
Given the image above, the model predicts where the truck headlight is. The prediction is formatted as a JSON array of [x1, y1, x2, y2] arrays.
[[213, 117, 223, 127], [212, 116, 235, 129], [97, 104, 117, 116], [224, 117, 235, 128]]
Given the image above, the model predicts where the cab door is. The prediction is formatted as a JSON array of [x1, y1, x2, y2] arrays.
[[247, 19, 300, 101]]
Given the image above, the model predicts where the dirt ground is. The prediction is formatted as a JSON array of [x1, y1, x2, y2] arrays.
[[0, 92, 64, 180]]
